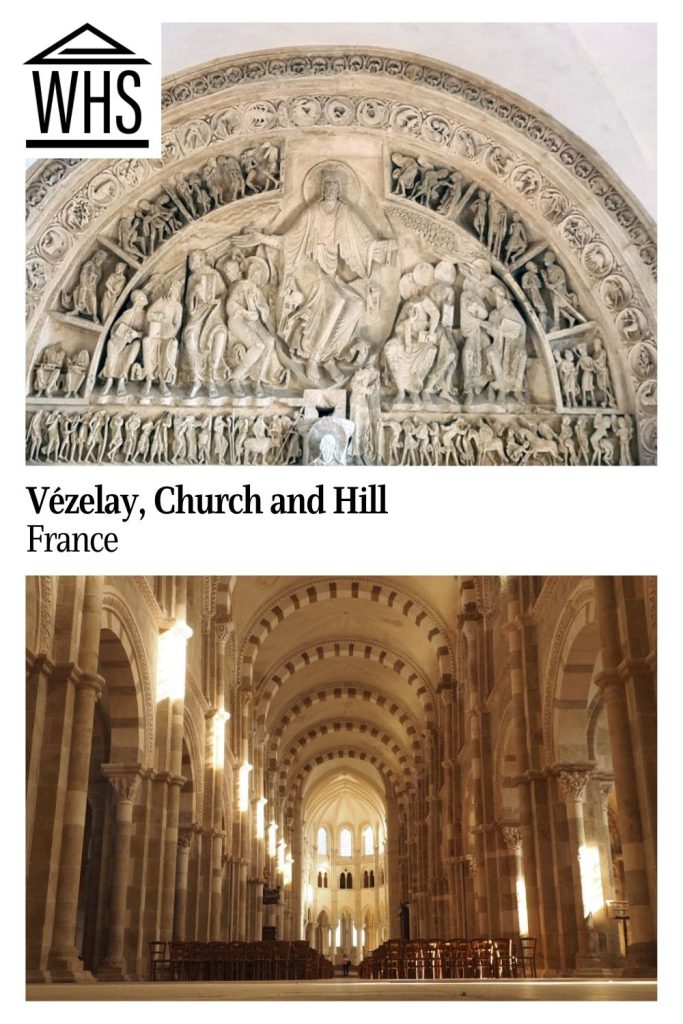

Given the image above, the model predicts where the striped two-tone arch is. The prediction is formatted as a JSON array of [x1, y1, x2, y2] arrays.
[[182, 707, 204, 827], [276, 721, 416, 792], [541, 579, 597, 760], [100, 591, 154, 769], [265, 683, 426, 767], [254, 637, 437, 728], [239, 578, 455, 688], [283, 749, 405, 815]]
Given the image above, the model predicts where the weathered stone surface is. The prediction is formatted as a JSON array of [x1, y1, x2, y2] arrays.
[[25, 48, 656, 463]]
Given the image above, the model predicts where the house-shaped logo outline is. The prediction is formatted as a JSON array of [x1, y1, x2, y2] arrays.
[[25, 23, 150, 65]]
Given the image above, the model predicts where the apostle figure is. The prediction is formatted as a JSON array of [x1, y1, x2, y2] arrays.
[[484, 283, 528, 402], [64, 350, 90, 398], [224, 258, 286, 397], [100, 262, 127, 324], [65, 251, 107, 321], [33, 344, 65, 397], [100, 290, 148, 397], [182, 250, 228, 399], [141, 281, 183, 396], [383, 278, 439, 403]]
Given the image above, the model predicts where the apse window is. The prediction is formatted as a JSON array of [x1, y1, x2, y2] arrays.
[[363, 826, 374, 855], [340, 827, 353, 857]]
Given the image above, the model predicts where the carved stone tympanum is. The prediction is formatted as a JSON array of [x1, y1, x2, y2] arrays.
[[25, 47, 656, 464]]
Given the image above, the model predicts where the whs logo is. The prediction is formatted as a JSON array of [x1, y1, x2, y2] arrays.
[[24, 22, 160, 157]]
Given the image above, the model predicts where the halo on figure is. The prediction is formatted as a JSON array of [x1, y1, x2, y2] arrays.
[[399, 272, 418, 300], [434, 261, 456, 285], [412, 262, 435, 288], [302, 160, 361, 203], [245, 256, 270, 285]]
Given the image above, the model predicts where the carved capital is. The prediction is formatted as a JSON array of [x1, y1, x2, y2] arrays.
[[438, 681, 454, 705], [597, 779, 614, 812], [178, 829, 195, 853], [101, 763, 143, 804], [501, 825, 523, 854], [78, 670, 105, 696], [555, 765, 594, 803], [215, 621, 231, 649]]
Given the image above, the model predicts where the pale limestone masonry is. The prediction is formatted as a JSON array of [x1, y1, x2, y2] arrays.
[[26, 576, 657, 983], [25, 48, 656, 465]]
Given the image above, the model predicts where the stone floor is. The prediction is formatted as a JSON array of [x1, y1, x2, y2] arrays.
[[27, 978, 656, 1000]]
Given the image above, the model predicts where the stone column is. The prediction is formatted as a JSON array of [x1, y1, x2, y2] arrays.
[[556, 767, 602, 972], [43, 577, 104, 982], [503, 577, 558, 971], [98, 765, 142, 980], [593, 779, 622, 960], [501, 826, 524, 937], [47, 669, 104, 981], [593, 576, 657, 973], [173, 830, 195, 941]]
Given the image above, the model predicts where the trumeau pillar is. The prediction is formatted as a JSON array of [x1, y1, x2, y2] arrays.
[[593, 576, 656, 974], [98, 765, 143, 980]]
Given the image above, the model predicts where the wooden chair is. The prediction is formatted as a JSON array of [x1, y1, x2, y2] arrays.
[[148, 940, 169, 981], [274, 940, 292, 979], [168, 941, 191, 981], [492, 937, 516, 978], [471, 938, 494, 978], [518, 936, 537, 978], [384, 940, 404, 979]]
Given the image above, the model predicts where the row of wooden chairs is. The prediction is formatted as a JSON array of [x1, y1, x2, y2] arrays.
[[359, 938, 537, 980], [149, 940, 334, 982]]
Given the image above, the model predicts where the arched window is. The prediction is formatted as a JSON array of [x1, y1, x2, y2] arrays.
[[370, 870, 375, 888], [317, 871, 322, 888], [362, 826, 374, 856], [380, 867, 385, 885], [339, 873, 346, 889], [317, 826, 328, 855], [340, 827, 352, 857], [346, 872, 353, 889], [363, 870, 369, 888], [324, 872, 328, 888]]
